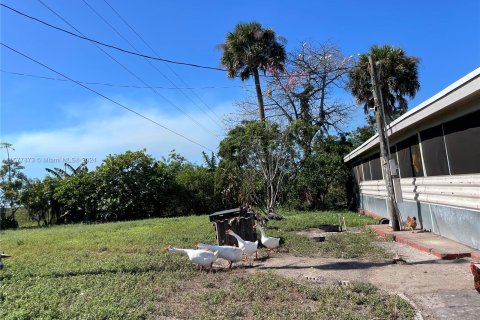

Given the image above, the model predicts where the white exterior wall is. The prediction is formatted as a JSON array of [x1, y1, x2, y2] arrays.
[[358, 175, 480, 249]]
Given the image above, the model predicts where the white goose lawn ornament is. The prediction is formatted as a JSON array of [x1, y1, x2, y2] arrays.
[[166, 245, 218, 271], [255, 224, 280, 250], [196, 243, 243, 269], [225, 229, 258, 263]]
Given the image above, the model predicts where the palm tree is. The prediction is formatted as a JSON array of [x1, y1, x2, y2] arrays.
[[220, 22, 286, 121], [45, 160, 88, 179], [348, 45, 420, 122]]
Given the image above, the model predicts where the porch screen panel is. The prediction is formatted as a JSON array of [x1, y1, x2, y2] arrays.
[[410, 137, 424, 177], [389, 145, 399, 176], [395, 135, 424, 178], [370, 153, 383, 180], [362, 159, 371, 181], [420, 125, 449, 176], [354, 163, 363, 184], [358, 163, 364, 182], [396, 137, 414, 178], [443, 110, 480, 174]]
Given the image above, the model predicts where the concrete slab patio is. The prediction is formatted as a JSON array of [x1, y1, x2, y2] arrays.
[[369, 224, 480, 260]]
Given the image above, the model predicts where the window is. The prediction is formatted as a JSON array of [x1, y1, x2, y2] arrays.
[[396, 135, 424, 178], [443, 110, 480, 174], [420, 125, 449, 176]]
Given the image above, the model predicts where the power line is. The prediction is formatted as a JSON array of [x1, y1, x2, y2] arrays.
[[0, 3, 225, 72], [1, 69, 250, 89], [0, 3, 305, 79], [102, 0, 224, 124], [36, 0, 218, 137], [81, 0, 223, 128], [1, 42, 215, 152]]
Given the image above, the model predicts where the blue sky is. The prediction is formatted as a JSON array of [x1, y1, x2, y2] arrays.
[[1, 0, 479, 178]]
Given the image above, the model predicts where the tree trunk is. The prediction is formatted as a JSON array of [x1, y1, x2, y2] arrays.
[[368, 56, 400, 231], [253, 68, 265, 121]]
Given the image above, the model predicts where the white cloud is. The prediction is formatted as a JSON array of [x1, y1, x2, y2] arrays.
[[1, 98, 231, 178]]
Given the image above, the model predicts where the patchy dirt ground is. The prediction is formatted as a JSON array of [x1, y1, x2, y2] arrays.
[[246, 229, 479, 320]]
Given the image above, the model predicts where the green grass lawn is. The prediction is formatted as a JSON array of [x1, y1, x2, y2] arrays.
[[0, 211, 414, 319]]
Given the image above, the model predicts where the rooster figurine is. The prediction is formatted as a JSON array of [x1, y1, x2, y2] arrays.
[[405, 216, 417, 232], [470, 261, 480, 293]]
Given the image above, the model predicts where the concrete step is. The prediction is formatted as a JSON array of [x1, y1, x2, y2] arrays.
[[369, 224, 479, 260]]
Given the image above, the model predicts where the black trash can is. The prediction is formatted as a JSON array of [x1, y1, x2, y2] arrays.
[[209, 208, 256, 246]]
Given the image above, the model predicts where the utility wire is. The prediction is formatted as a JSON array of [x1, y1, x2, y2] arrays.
[[36, 0, 218, 137], [81, 0, 223, 128], [0, 3, 224, 72], [1, 69, 250, 89], [102, 0, 224, 124], [1, 42, 215, 152], [1, 3, 309, 79]]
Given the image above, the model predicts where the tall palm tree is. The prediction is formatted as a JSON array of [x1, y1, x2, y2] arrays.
[[220, 22, 286, 121], [348, 45, 420, 122]]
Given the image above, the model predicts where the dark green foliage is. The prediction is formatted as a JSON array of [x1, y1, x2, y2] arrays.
[[20, 179, 51, 226], [221, 22, 286, 81], [216, 121, 293, 210], [287, 135, 353, 210], [348, 44, 420, 121], [350, 124, 376, 149], [55, 171, 100, 222], [0, 158, 27, 228], [95, 150, 159, 220], [221, 21, 286, 120], [16, 150, 221, 225]]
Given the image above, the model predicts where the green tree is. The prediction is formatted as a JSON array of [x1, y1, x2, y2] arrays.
[[348, 45, 420, 122], [262, 42, 354, 160], [176, 164, 218, 215], [216, 125, 249, 208], [45, 160, 88, 179], [54, 172, 99, 223], [217, 121, 293, 212], [288, 135, 352, 210], [0, 158, 27, 228], [350, 124, 376, 149], [221, 22, 286, 121], [95, 150, 158, 221], [21, 178, 53, 226]]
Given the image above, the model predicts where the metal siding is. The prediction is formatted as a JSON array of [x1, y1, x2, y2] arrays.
[[429, 204, 480, 250], [357, 174, 480, 250], [359, 174, 480, 211]]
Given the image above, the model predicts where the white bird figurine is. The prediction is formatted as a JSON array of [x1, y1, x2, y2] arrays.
[[226, 229, 258, 263], [255, 224, 280, 250], [196, 242, 243, 269], [166, 245, 218, 271]]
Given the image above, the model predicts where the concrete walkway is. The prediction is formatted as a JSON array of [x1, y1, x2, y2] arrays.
[[369, 224, 480, 260]]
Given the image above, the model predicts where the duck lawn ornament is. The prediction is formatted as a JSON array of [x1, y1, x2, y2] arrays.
[[166, 245, 218, 271], [225, 229, 258, 264], [196, 242, 243, 269]]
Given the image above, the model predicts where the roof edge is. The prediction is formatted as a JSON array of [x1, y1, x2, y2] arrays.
[[344, 66, 480, 163]]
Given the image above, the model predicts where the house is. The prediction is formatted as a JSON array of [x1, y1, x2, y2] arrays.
[[344, 67, 480, 250]]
